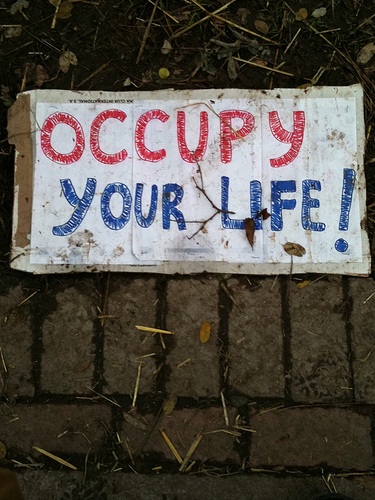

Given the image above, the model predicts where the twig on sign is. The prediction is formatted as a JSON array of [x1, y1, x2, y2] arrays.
[[188, 154, 234, 239]]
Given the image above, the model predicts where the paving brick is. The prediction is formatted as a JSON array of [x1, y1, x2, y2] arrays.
[[0, 285, 34, 398], [120, 410, 151, 458], [103, 278, 160, 394], [227, 278, 284, 397], [144, 407, 240, 463], [0, 403, 111, 456], [15, 472, 372, 500], [166, 279, 220, 398], [349, 278, 375, 402], [41, 284, 97, 394], [289, 278, 351, 402], [250, 407, 373, 468]]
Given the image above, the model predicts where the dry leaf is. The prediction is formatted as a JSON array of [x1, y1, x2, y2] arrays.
[[9, 0, 29, 15], [0, 441, 6, 459], [283, 242, 306, 257], [297, 280, 310, 288], [59, 49, 78, 73], [227, 54, 238, 81], [161, 39, 172, 55], [254, 20, 269, 35], [357, 42, 375, 65], [74, 359, 90, 373], [158, 67, 170, 79], [123, 411, 148, 431], [2, 25, 22, 38], [256, 208, 270, 220], [237, 7, 250, 24], [35, 65, 49, 87], [199, 321, 211, 344], [53, 0, 73, 19], [163, 394, 178, 415], [312, 7, 327, 18], [296, 8, 308, 21], [1, 86, 13, 107], [244, 218, 255, 248]]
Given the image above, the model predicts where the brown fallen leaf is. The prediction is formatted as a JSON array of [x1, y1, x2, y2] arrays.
[[59, 48, 78, 73], [296, 8, 308, 21], [0, 441, 6, 459], [357, 42, 375, 65], [123, 411, 148, 431], [199, 322, 211, 344], [163, 394, 178, 415], [49, 0, 73, 18], [254, 20, 269, 35], [256, 208, 270, 220], [74, 359, 90, 373], [283, 242, 306, 257], [244, 218, 255, 248]]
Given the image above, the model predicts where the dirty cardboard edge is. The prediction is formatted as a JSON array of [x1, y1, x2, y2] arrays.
[[8, 85, 370, 275]]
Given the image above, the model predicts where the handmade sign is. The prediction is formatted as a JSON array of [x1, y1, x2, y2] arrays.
[[8, 86, 369, 274]]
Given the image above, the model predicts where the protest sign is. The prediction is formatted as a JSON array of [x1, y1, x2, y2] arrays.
[[8, 86, 369, 274]]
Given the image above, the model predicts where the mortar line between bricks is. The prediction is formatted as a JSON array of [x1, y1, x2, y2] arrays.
[[154, 275, 169, 395], [342, 276, 356, 403], [280, 275, 292, 402], [92, 272, 107, 393], [30, 285, 50, 397], [218, 279, 232, 393]]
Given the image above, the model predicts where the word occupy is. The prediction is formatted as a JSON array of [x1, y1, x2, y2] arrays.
[[40, 108, 305, 168]]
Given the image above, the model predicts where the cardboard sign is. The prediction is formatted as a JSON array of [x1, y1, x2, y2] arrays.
[[8, 86, 370, 275]]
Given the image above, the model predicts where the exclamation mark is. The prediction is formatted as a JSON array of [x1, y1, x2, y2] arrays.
[[335, 168, 356, 252]]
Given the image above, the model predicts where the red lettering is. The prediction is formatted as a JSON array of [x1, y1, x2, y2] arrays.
[[90, 109, 127, 164], [269, 111, 305, 168], [135, 109, 169, 162], [177, 111, 208, 163], [220, 110, 255, 164], [41, 112, 84, 164]]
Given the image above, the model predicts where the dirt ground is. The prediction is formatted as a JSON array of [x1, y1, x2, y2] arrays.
[[1, 1, 375, 498]]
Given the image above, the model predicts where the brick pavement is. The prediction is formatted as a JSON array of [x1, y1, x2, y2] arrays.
[[1, 273, 375, 499]]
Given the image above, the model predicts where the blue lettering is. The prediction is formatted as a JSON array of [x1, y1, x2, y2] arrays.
[[162, 184, 186, 230], [134, 183, 158, 228], [101, 182, 132, 230], [52, 178, 96, 236], [271, 180, 296, 231], [301, 180, 325, 231]]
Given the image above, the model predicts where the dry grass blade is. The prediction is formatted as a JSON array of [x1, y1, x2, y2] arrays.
[[132, 361, 142, 407], [220, 282, 243, 312], [179, 433, 203, 472], [170, 0, 236, 40], [33, 446, 77, 470], [147, 0, 179, 23], [87, 387, 121, 407], [76, 61, 110, 88], [51, 0, 62, 29], [0, 348, 7, 373], [123, 438, 135, 466], [135, 325, 174, 334], [159, 428, 183, 463], [17, 290, 38, 308], [136, 0, 159, 64], [187, 0, 278, 45], [220, 391, 229, 426], [233, 57, 294, 77]]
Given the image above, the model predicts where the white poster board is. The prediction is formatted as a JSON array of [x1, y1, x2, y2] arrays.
[[9, 86, 370, 274]]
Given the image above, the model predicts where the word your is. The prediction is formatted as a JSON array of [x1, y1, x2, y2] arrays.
[[53, 170, 355, 255], [40, 109, 305, 168]]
